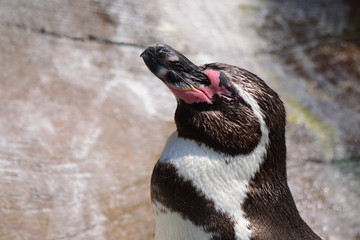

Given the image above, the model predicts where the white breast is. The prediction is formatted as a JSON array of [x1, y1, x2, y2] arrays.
[[153, 201, 212, 240]]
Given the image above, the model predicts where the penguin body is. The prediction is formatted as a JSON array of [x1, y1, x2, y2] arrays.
[[141, 44, 321, 240]]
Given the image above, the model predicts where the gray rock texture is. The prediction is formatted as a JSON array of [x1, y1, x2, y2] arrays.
[[0, 0, 359, 239]]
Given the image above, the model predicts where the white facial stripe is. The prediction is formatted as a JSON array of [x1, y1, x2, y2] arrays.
[[158, 84, 269, 240]]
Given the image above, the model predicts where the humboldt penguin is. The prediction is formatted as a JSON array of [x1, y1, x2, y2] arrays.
[[141, 44, 321, 240]]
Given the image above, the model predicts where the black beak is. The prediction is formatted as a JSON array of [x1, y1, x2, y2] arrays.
[[140, 44, 210, 89]]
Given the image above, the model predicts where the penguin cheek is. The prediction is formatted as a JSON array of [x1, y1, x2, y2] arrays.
[[202, 69, 233, 102], [164, 69, 233, 105]]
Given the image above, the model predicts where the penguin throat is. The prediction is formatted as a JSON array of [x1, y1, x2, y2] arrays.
[[166, 69, 230, 104]]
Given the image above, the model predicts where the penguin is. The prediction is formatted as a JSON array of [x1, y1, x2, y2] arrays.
[[141, 44, 321, 240]]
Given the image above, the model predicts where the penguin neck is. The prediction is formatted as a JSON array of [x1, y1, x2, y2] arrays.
[[242, 131, 320, 239]]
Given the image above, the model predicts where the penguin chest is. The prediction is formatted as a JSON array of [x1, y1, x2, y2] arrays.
[[151, 160, 234, 240], [149, 133, 266, 240]]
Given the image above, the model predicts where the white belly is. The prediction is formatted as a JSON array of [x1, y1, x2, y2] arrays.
[[153, 202, 212, 240]]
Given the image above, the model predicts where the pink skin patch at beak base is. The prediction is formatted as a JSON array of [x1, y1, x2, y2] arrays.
[[166, 85, 212, 104], [166, 69, 230, 104]]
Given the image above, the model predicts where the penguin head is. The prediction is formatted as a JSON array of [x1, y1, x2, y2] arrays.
[[141, 44, 285, 156]]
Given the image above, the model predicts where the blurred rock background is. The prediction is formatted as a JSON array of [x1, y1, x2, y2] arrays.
[[0, 0, 359, 239]]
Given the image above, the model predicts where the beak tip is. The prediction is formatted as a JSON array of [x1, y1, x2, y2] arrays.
[[140, 49, 147, 58]]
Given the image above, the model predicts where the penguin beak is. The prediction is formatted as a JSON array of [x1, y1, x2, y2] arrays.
[[141, 44, 210, 91]]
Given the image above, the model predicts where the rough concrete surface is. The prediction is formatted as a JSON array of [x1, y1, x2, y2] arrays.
[[0, 0, 359, 240]]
